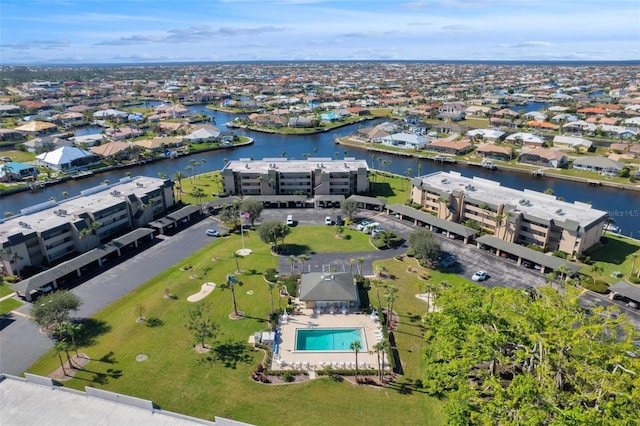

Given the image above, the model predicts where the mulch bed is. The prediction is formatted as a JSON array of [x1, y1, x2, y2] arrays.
[[48, 353, 91, 381]]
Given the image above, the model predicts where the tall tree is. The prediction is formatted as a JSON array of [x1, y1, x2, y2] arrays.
[[408, 229, 441, 267], [351, 340, 362, 383], [31, 290, 82, 334], [172, 171, 186, 201], [383, 285, 398, 328], [185, 303, 218, 349], [223, 273, 240, 317], [341, 198, 359, 220], [240, 199, 264, 227]]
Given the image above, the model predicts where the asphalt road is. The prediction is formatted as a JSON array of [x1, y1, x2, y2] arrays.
[[2, 206, 638, 375]]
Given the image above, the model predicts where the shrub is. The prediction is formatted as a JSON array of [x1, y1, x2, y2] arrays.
[[552, 250, 569, 259], [582, 279, 610, 294], [264, 268, 278, 283], [405, 248, 416, 257], [282, 371, 295, 382], [629, 275, 640, 284]]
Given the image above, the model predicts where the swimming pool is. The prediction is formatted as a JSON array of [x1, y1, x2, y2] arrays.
[[295, 328, 363, 351]]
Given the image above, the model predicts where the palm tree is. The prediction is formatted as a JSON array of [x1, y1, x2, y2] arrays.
[[494, 213, 505, 237], [423, 281, 440, 313], [349, 258, 356, 274], [288, 255, 296, 275], [357, 258, 364, 275], [297, 254, 310, 274], [629, 254, 638, 278], [172, 171, 186, 201], [225, 273, 240, 317], [383, 285, 398, 328], [267, 281, 278, 318], [370, 279, 384, 311], [61, 191, 69, 199], [478, 202, 489, 231], [54, 341, 69, 376], [233, 252, 242, 273], [350, 340, 362, 383], [372, 339, 389, 381], [202, 265, 212, 281], [556, 264, 569, 282], [590, 264, 604, 283], [192, 186, 206, 205]]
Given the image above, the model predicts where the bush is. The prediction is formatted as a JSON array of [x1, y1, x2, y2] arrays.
[[552, 250, 569, 259], [264, 268, 278, 283], [583, 279, 610, 294], [405, 248, 416, 257], [629, 275, 640, 284]]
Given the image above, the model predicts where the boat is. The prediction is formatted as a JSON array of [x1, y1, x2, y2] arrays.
[[604, 223, 621, 233], [481, 160, 497, 170]]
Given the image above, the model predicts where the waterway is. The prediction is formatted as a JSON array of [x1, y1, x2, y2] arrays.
[[2, 105, 638, 238]]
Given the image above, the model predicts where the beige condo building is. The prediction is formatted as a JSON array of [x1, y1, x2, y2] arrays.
[[411, 171, 607, 255]]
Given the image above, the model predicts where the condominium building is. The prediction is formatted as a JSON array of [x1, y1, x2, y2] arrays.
[[0, 176, 174, 276], [411, 171, 607, 255], [221, 157, 369, 197]]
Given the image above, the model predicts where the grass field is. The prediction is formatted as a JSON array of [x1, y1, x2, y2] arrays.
[[0, 297, 22, 316], [580, 234, 640, 283], [26, 229, 446, 425]]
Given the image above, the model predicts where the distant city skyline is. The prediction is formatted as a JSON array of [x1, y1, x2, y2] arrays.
[[1, 0, 639, 65]]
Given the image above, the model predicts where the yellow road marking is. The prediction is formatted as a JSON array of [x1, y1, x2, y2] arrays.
[[10, 310, 32, 319]]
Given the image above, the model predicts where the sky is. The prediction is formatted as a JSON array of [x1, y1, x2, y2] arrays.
[[1, 0, 639, 65]]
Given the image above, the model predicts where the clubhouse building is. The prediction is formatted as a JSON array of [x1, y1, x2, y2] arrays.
[[410, 171, 607, 255]]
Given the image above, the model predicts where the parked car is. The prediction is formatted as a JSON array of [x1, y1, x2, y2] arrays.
[[286, 215, 294, 226], [362, 222, 380, 234], [440, 255, 457, 268], [325, 216, 333, 225], [371, 228, 386, 237], [472, 270, 489, 282], [335, 215, 343, 226], [356, 220, 372, 231], [205, 229, 220, 237]]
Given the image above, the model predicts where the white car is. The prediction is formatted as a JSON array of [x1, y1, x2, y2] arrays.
[[472, 270, 489, 282], [325, 216, 333, 225], [286, 215, 294, 226]]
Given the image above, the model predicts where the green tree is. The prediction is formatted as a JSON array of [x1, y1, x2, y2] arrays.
[[191, 186, 206, 205], [240, 198, 264, 227], [172, 171, 186, 201], [185, 303, 218, 349], [408, 229, 441, 266], [267, 281, 278, 317], [288, 255, 296, 275], [371, 339, 390, 381], [341, 198, 359, 220], [222, 273, 241, 317], [30, 290, 82, 334], [297, 254, 310, 274], [219, 201, 241, 231], [257, 220, 290, 254]]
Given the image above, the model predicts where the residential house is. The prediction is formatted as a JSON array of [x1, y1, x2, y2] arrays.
[[553, 135, 593, 152], [465, 128, 505, 142], [183, 127, 221, 143], [475, 144, 513, 161], [572, 156, 624, 176], [288, 116, 317, 128], [465, 105, 493, 117], [0, 162, 39, 182], [14, 120, 58, 136], [562, 120, 597, 135], [598, 125, 637, 139], [247, 113, 287, 127], [518, 148, 568, 168], [522, 111, 547, 122], [505, 132, 545, 147], [104, 127, 143, 141], [424, 139, 473, 156], [90, 141, 141, 161], [525, 121, 559, 131], [380, 133, 429, 150], [52, 111, 85, 128], [437, 102, 466, 121], [36, 146, 100, 172]]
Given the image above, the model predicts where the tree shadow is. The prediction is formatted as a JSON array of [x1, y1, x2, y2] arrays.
[[97, 351, 117, 364], [277, 244, 311, 256], [368, 182, 395, 197], [198, 339, 253, 369], [146, 317, 164, 328], [586, 236, 638, 265], [75, 318, 111, 347]]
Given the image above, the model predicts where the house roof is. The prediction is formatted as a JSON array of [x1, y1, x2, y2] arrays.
[[298, 272, 358, 302], [90, 141, 135, 157], [386, 203, 479, 238], [14, 121, 57, 132], [476, 143, 511, 155], [572, 156, 624, 169], [36, 146, 97, 165]]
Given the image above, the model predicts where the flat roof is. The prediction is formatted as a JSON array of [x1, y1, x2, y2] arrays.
[[0, 176, 168, 246], [475, 235, 581, 274], [223, 157, 368, 173], [417, 171, 606, 229], [609, 281, 640, 302], [0, 374, 218, 426], [386, 203, 478, 238], [347, 195, 386, 206]]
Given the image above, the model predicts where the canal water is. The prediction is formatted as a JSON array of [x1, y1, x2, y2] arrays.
[[2, 105, 638, 238]]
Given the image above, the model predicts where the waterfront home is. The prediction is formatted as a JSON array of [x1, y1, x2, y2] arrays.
[[71, 133, 105, 147], [51, 111, 85, 128], [424, 139, 473, 156], [552, 135, 593, 152], [464, 105, 493, 117], [524, 120, 558, 131], [0, 162, 39, 182], [0, 128, 25, 141], [156, 121, 188, 135], [320, 111, 343, 122], [551, 113, 578, 123], [476, 143, 513, 161], [93, 109, 128, 120], [437, 102, 466, 121], [352, 126, 391, 143], [183, 127, 220, 143], [90, 141, 141, 161], [518, 148, 568, 168], [288, 116, 317, 128], [247, 113, 287, 127], [133, 136, 183, 154], [380, 132, 429, 150], [36, 146, 100, 172], [104, 127, 143, 141], [598, 125, 637, 139], [505, 132, 545, 147], [0, 103, 21, 116], [522, 111, 547, 122], [572, 156, 624, 176]]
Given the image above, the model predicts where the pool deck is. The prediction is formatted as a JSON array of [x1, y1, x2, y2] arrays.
[[272, 308, 387, 371]]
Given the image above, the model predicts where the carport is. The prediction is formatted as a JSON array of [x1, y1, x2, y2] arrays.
[[148, 205, 203, 234], [12, 228, 156, 301], [314, 194, 344, 208], [608, 281, 640, 304], [347, 195, 386, 211], [244, 195, 308, 208], [475, 235, 581, 275], [385, 203, 478, 243]]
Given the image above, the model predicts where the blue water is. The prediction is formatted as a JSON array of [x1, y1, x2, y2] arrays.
[[74, 126, 103, 136], [295, 328, 362, 351]]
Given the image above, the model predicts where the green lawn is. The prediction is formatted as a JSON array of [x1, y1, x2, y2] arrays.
[[0, 282, 16, 298], [579, 234, 640, 283], [0, 297, 22, 316], [26, 230, 445, 425]]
